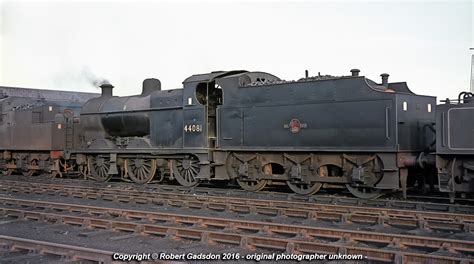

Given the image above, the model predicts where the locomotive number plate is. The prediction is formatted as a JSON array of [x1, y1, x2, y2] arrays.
[[184, 124, 202, 133]]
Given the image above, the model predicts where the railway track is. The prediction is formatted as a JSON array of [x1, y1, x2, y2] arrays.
[[1, 179, 474, 234], [2, 175, 474, 263], [2, 175, 474, 214], [0, 235, 118, 263], [0, 197, 473, 263]]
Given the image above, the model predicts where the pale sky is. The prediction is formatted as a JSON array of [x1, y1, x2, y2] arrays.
[[0, 0, 472, 101]]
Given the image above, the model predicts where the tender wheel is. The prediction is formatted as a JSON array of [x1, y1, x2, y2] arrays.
[[237, 178, 267, 192], [227, 154, 268, 192], [344, 155, 385, 199], [345, 185, 384, 199], [127, 158, 157, 184], [287, 165, 327, 195], [90, 156, 112, 182], [22, 159, 38, 177], [172, 155, 201, 187], [236, 162, 268, 192]]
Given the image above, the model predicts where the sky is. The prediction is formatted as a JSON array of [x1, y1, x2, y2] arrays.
[[0, 0, 472, 101]]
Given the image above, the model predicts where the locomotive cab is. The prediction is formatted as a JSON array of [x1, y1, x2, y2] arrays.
[[181, 71, 243, 149], [180, 71, 281, 149]]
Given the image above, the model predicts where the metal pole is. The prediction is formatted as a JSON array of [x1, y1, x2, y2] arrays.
[[470, 48, 474, 92]]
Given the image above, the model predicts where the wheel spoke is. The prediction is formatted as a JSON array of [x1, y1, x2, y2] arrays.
[[89, 157, 112, 182], [172, 157, 200, 187], [99, 166, 106, 177], [127, 158, 156, 184], [189, 167, 197, 175], [186, 170, 192, 182], [136, 169, 142, 180]]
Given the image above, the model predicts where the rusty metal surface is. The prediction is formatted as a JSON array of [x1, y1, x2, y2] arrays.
[[0, 179, 473, 233], [0, 197, 473, 263], [1, 175, 474, 263], [5, 174, 474, 212], [0, 235, 119, 263]]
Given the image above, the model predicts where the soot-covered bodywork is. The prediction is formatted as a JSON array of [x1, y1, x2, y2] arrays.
[[436, 92, 474, 195], [217, 72, 434, 152], [213, 70, 435, 198], [72, 69, 436, 198], [76, 72, 246, 184], [0, 86, 98, 176], [6, 70, 474, 200]]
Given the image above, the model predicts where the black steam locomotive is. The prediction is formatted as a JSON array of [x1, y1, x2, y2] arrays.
[[1, 69, 473, 200]]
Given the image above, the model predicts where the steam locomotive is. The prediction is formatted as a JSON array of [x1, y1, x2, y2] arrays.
[[0, 86, 96, 177], [1, 69, 473, 200]]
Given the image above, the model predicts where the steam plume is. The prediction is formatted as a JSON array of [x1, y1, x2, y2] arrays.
[[81, 67, 111, 88]]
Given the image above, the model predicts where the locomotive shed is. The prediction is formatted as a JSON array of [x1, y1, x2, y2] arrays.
[[1, 70, 474, 264]]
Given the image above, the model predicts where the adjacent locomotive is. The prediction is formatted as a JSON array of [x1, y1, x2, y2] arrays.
[[435, 92, 474, 198], [0, 86, 97, 176]]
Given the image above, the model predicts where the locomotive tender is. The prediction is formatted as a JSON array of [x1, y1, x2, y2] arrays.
[[0, 69, 472, 199]]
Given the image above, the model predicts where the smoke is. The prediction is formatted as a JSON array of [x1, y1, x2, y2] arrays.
[[80, 67, 111, 89]]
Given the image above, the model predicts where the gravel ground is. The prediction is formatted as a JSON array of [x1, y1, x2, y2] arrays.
[[1, 174, 471, 263], [0, 188, 468, 242], [0, 193, 374, 263]]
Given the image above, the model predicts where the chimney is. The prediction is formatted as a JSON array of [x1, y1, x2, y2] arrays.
[[350, 69, 360, 77], [99, 83, 114, 97], [380, 73, 389, 87], [142, 78, 161, 96]]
